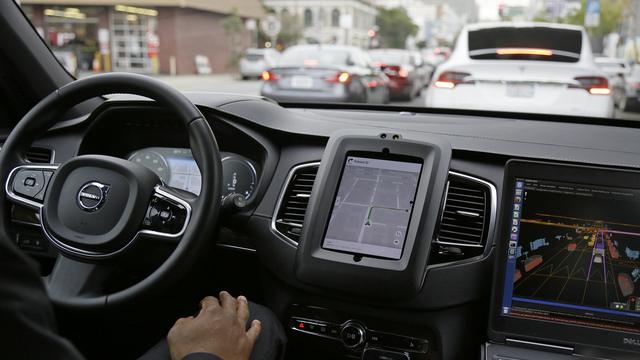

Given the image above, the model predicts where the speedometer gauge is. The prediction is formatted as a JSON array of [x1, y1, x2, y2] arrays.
[[221, 157, 257, 200], [128, 150, 170, 183]]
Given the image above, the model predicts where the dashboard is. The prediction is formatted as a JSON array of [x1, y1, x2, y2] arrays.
[[15, 93, 640, 360]]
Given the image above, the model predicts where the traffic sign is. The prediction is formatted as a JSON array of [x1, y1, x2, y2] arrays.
[[261, 15, 281, 38]]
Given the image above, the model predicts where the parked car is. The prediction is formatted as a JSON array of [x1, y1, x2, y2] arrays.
[[369, 49, 425, 100], [426, 22, 614, 118], [260, 45, 389, 104], [595, 57, 630, 110], [239, 48, 279, 80]]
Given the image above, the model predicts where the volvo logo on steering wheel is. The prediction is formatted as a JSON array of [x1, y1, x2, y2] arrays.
[[77, 181, 110, 212]]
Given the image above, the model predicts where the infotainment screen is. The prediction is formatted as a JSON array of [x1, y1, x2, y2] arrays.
[[322, 153, 422, 260], [500, 177, 640, 334]]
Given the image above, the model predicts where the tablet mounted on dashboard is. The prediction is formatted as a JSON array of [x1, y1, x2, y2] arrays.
[[294, 130, 451, 299], [489, 160, 640, 359]]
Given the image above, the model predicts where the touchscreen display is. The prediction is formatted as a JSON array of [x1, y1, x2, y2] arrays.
[[322, 155, 422, 260], [501, 178, 640, 333]]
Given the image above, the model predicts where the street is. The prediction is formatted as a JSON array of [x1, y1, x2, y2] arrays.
[[150, 74, 428, 107], [148, 74, 640, 119]]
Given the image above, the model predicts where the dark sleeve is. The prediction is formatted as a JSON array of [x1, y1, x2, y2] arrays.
[[0, 236, 84, 359], [182, 353, 222, 360]]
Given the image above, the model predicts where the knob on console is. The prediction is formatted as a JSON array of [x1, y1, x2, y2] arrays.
[[341, 321, 366, 348]]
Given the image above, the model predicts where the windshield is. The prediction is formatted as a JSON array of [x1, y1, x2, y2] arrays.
[[16, 0, 640, 121]]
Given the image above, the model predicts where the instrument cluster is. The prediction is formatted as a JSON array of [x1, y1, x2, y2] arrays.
[[128, 147, 257, 200]]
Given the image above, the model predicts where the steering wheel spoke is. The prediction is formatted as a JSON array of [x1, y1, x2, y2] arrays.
[[5, 163, 59, 211], [138, 185, 192, 241], [46, 256, 109, 304]]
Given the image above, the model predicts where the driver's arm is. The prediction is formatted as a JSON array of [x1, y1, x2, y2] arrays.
[[167, 292, 262, 360]]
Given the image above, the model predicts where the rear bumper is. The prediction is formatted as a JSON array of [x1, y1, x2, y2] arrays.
[[239, 63, 266, 77], [261, 83, 357, 103], [426, 85, 614, 118], [387, 78, 414, 96]]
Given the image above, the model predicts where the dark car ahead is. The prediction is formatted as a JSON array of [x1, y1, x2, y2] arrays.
[[369, 49, 425, 101], [260, 45, 389, 104]]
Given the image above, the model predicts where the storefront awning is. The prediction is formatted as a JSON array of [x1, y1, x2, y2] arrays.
[[21, 0, 265, 19]]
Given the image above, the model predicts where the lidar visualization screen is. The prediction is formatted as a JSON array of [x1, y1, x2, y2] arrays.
[[501, 178, 640, 333], [322, 155, 422, 260]]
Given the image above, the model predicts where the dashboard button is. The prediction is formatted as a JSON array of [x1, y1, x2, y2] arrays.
[[341, 322, 365, 348]]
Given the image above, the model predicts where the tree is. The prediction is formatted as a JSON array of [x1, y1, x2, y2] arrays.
[[376, 7, 418, 49], [276, 12, 303, 48], [561, 0, 628, 37], [222, 10, 245, 68]]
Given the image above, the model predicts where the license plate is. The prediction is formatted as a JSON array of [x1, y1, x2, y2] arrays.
[[290, 76, 313, 89], [506, 83, 535, 98]]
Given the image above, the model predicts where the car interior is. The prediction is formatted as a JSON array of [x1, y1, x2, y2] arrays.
[[3, 2, 640, 360]]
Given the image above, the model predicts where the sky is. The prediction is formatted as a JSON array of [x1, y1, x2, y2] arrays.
[[477, 0, 532, 21]]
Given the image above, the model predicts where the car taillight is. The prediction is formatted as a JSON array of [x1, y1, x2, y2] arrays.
[[384, 65, 409, 78], [325, 72, 351, 84], [384, 65, 400, 77], [571, 76, 610, 95], [434, 71, 472, 88], [261, 70, 278, 81]]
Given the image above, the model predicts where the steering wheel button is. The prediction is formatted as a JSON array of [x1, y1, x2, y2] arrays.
[[12, 170, 45, 199]]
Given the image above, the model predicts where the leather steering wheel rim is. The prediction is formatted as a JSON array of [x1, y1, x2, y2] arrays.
[[0, 73, 223, 310]]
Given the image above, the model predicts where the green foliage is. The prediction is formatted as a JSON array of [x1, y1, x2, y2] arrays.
[[376, 7, 418, 49], [561, 0, 627, 37]]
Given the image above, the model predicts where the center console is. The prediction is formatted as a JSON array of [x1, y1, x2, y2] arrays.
[[288, 130, 451, 359]]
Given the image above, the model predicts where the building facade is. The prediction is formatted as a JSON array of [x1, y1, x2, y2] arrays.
[[20, 0, 264, 75], [263, 0, 377, 48]]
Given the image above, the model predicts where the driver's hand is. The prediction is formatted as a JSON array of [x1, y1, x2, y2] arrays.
[[167, 291, 262, 360]]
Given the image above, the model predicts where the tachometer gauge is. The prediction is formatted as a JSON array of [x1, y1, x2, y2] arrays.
[[221, 157, 257, 200], [128, 150, 170, 183]]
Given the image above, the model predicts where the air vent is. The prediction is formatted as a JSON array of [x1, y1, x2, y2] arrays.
[[272, 162, 320, 245], [432, 172, 495, 263], [25, 147, 53, 163]]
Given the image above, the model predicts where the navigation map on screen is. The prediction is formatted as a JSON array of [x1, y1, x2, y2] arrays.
[[501, 178, 640, 333], [322, 155, 422, 260]]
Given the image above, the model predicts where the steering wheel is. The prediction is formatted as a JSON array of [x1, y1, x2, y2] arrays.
[[0, 73, 222, 309]]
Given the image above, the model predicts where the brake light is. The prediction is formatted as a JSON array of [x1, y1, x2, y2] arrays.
[[571, 76, 610, 95], [326, 72, 351, 84], [434, 71, 472, 88], [398, 68, 409, 78], [261, 71, 278, 81], [496, 48, 553, 56]]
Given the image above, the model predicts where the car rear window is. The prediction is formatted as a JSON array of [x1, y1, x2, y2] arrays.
[[278, 48, 350, 67], [468, 27, 582, 62], [369, 52, 410, 65], [245, 53, 264, 61]]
